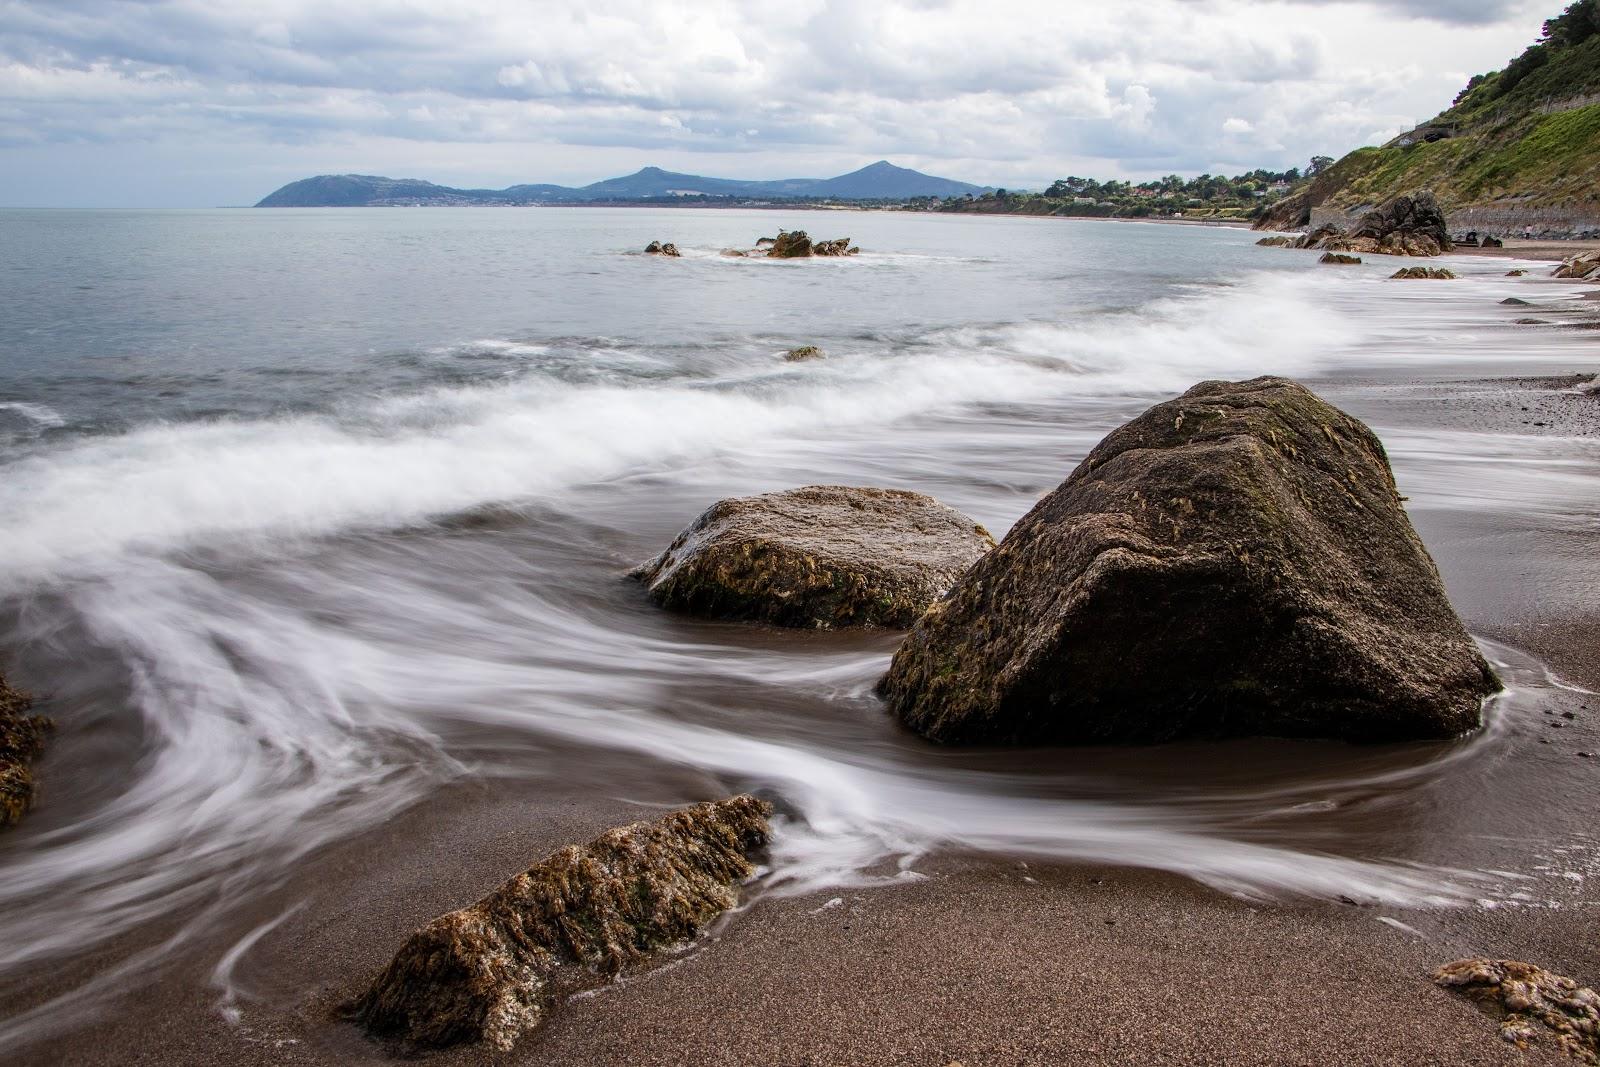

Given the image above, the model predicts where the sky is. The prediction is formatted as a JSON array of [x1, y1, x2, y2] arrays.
[[0, 0, 1557, 207]]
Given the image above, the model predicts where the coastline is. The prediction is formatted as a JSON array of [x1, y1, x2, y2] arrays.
[[14, 383, 1598, 1066]]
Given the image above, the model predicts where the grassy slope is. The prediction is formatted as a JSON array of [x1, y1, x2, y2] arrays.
[[1322, 34, 1600, 210]]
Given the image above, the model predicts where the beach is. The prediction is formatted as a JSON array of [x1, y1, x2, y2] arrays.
[[1, 210, 1597, 1065]]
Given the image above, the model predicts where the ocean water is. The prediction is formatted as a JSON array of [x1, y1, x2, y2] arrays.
[[1, 207, 1597, 1046]]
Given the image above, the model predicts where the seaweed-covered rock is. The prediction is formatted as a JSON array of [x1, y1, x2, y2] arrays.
[[347, 796, 771, 1052], [812, 238, 855, 257], [783, 345, 825, 362], [1320, 252, 1362, 265], [1434, 958, 1599, 1064], [879, 377, 1499, 745], [1392, 267, 1457, 279], [634, 486, 995, 629], [1, 673, 50, 827], [1256, 236, 1295, 247]]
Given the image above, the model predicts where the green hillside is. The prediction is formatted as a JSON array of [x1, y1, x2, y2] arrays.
[[1265, 2, 1600, 224]]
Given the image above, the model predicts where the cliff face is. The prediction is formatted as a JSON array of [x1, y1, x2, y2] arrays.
[[1257, 6, 1600, 235]]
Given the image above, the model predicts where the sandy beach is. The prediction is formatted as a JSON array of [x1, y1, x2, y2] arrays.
[[10, 372, 1595, 1067]]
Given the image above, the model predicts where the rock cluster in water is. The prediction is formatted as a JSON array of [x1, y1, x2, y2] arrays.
[[879, 377, 1499, 744], [633, 486, 994, 629], [0, 672, 50, 828], [1392, 266, 1458, 279], [1554, 251, 1600, 279], [347, 796, 771, 1052], [644, 241, 680, 257], [1320, 252, 1362, 265], [1435, 958, 1599, 1064]]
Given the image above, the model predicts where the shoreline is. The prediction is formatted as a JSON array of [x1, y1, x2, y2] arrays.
[[5, 245, 1600, 1065]]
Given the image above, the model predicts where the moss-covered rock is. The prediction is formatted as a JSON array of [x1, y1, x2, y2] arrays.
[[347, 795, 771, 1052], [1, 672, 50, 828], [634, 486, 995, 629], [783, 345, 825, 362], [1435, 958, 1599, 1064], [880, 377, 1499, 745], [1392, 267, 1458, 279]]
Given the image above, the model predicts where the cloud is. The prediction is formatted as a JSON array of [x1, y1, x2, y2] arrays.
[[0, 0, 1551, 205]]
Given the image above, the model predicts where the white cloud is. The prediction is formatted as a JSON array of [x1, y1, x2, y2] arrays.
[[0, 0, 1553, 206]]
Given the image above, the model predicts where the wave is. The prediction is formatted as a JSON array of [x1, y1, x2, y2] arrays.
[[0, 272, 1349, 591]]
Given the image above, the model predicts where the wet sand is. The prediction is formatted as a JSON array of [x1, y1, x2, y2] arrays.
[[7, 369, 1593, 1067]]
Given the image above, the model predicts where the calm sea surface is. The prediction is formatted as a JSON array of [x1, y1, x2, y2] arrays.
[[0, 207, 1596, 1047]]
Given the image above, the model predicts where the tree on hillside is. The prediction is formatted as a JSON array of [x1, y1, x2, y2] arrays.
[[1542, 0, 1598, 46], [1308, 155, 1334, 176]]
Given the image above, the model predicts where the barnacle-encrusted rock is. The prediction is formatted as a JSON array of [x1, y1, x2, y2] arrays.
[[1320, 252, 1362, 265], [347, 795, 771, 1052], [1, 672, 51, 827], [783, 345, 825, 362], [880, 377, 1499, 744], [1392, 267, 1457, 279], [1435, 958, 1600, 1064], [634, 486, 995, 629]]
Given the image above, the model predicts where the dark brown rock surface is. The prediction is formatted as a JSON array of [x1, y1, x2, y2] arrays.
[[634, 486, 995, 629], [1393, 267, 1458, 279], [1, 672, 50, 827], [880, 376, 1499, 745], [346, 795, 771, 1052]]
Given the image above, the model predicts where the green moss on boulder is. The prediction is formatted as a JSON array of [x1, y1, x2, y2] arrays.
[[880, 377, 1499, 745], [633, 486, 995, 629], [346, 796, 771, 1052]]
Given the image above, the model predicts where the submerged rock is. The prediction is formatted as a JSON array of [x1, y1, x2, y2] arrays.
[[0, 673, 50, 828], [1514, 318, 1551, 325], [1507, 269, 1529, 277], [1434, 958, 1599, 1064], [879, 376, 1499, 745], [1502, 297, 1533, 306], [783, 345, 825, 362], [347, 796, 771, 1052], [633, 486, 995, 629], [1391, 267, 1457, 279], [1320, 252, 1362, 265]]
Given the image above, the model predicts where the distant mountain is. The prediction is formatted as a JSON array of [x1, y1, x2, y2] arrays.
[[254, 161, 991, 206]]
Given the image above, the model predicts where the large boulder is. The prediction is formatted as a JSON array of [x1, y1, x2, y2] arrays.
[[1, 672, 50, 828], [347, 796, 771, 1052], [1553, 251, 1600, 279], [879, 377, 1499, 744], [633, 486, 995, 629], [1290, 192, 1451, 257]]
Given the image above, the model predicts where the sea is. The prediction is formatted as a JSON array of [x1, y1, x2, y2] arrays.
[[0, 206, 1596, 1047]]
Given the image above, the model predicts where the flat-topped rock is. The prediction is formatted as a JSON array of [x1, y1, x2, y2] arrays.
[[880, 377, 1499, 744], [633, 486, 995, 628]]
